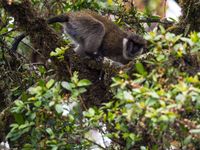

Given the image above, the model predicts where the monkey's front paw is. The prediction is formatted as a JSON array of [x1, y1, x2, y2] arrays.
[[95, 56, 103, 62]]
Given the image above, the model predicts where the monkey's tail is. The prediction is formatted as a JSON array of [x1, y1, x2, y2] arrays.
[[10, 33, 26, 52], [47, 14, 69, 24], [10, 14, 69, 52]]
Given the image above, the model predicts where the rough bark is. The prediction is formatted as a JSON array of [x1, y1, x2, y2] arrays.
[[0, 0, 124, 141], [0, 105, 14, 142], [172, 0, 200, 34], [1, 0, 62, 58]]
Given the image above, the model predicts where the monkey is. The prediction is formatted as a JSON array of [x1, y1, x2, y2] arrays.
[[10, 33, 26, 52], [11, 10, 146, 64]]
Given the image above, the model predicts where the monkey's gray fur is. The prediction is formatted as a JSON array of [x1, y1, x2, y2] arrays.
[[12, 10, 147, 64], [55, 10, 146, 64]]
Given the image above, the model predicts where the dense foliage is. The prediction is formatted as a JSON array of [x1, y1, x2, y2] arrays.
[[0, 0, 200, 150], [5, 29, 200, 149]]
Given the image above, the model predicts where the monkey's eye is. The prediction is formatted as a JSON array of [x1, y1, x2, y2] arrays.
[[127, 42, 143, 57], [132, 44, 142, 53]]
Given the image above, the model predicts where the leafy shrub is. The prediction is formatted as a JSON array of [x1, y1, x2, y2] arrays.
[[2, 0, 200, 149], [83, 28, 200, 149], [7, 29, 200, 150], [7, 72, 92, 149]]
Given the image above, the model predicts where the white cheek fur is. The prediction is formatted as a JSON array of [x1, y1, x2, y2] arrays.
[[74, 45, 80, 52], [122, 38, 129, 60]]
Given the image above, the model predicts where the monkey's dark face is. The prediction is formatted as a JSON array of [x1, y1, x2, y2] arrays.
[[123, 34, 146, 60], [126, 40, 144, 57]]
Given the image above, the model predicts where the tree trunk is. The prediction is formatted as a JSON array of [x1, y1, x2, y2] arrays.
[[173, 0, 200, 34]]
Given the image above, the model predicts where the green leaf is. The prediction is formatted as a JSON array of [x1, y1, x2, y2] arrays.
[[78, 87, 87, 94], [123, 91, 134, 101], [15, 100, 24, 107], [49, 101, 55, 107], [50, 51, 57, 57], [183, 135, 192, 145], [50, 47, 67, 58], [46, 128, 54, 136], [71, 71, 79, 84], [55, 104, 63, 114], [52, 146, 58, 150], [84, 108, 95, 117], [135, 62, 147, 76], [34, 101, 42, 107], [46, 79, 55, 89], [145, 98, 157, 106], [147, 91, 159, 99], [140, 146, 148, 150], [23, 144, 34, 149], [181, 37, 193, 46], [156, 54, 165, 61], [38, 66, 46, 75], [191, 46, 200, 52], [30, 112, 36, 120], [159, 115, 169, 122], [71, 89, 80, 98], [14, 0, 22, 4], [77, 79, 92, 87], [190, 129, 200, 134], [61, 81, 72, 91], [13, 113, 24, 124], [159, 25, 166, 34], [28, 86, 42, 95], [190, 32, 199, 43]]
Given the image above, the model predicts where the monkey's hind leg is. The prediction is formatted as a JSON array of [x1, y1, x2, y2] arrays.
[[83, 24, 105, 58], [73, 15, 106, 58], [74, 45, 87, 57]]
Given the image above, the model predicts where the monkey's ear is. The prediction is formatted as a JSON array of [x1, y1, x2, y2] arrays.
[[128, 33, 147, 46]]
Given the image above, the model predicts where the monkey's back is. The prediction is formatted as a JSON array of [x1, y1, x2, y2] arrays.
[[86, 11, 127, 52], [77, 10, 128, 63]]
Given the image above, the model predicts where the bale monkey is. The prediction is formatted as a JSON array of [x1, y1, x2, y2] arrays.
[[11, 10, 146, 64]]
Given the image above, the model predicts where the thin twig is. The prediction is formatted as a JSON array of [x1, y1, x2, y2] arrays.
[[79, 96, 87, 111], [139, 18, 173, 24], [0, 28, 18, 36], [20, 41, 46, 60]]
